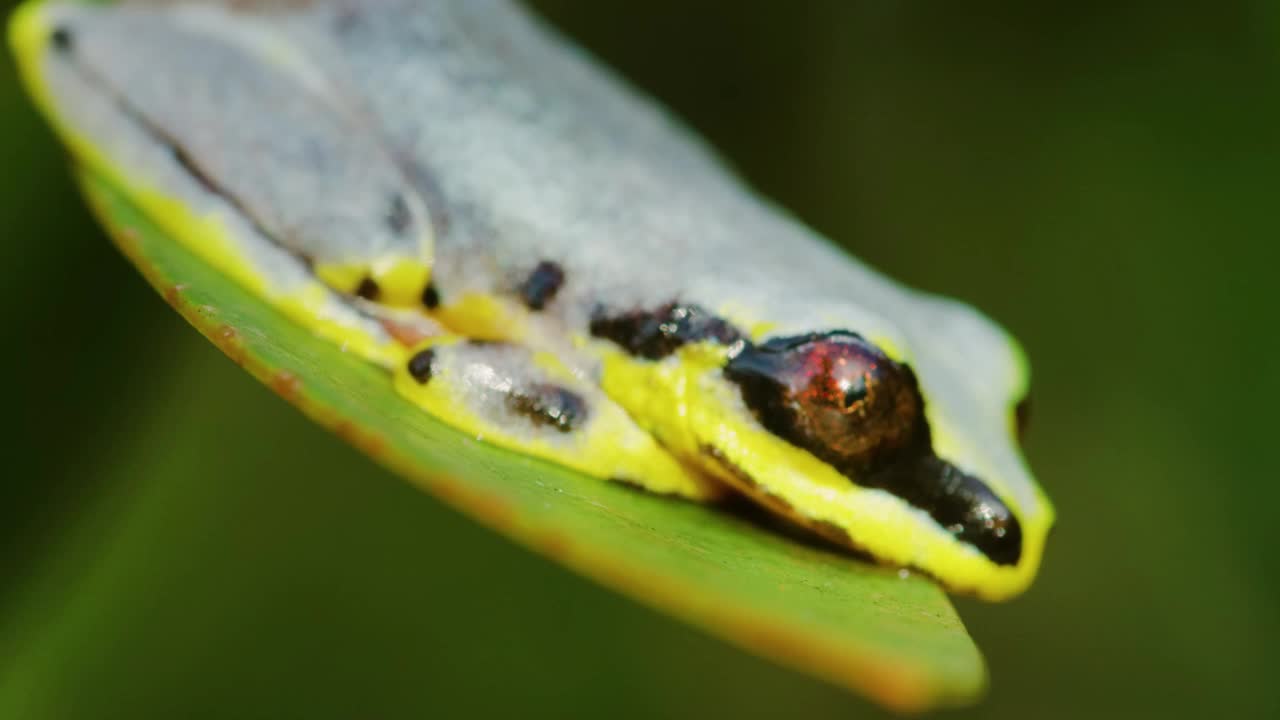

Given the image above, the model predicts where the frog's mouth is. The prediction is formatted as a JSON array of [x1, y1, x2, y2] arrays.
[[724, 330, 1022, 566]]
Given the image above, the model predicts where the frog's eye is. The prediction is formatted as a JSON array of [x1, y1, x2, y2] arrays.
[[725, 331, 927, 475], [725, 331, 1024, 565]]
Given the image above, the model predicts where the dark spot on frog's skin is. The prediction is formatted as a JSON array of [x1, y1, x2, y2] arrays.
[[590, 302, 743, 359], [50, 26, 73, 53], [506, 383, 588, 433], [406, 348, 436, 384], [518, 261, 565, 311], [725, 330, 1023, 565], [386, 193, 412, 235], [355, 276, 380, 301], [421, 283, 440, 309]]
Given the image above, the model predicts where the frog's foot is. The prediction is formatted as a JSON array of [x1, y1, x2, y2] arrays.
[[394, 337, 724, 501], [15, 0, 436, 316]]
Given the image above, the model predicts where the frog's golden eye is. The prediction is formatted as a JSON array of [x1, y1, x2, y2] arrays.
[[726, 331, 1023, 565]]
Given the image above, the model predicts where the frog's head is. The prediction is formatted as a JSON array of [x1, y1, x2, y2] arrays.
[[708, 294, 1050, 600], [590, 294, 1051, 600]]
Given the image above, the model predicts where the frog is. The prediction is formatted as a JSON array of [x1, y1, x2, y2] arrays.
[[9, 0, 1053, 600]]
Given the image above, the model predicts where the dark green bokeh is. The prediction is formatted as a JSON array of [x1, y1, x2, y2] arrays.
[[2, 1, 1276, 717]]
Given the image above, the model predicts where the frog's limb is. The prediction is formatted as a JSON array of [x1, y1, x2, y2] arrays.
[[394, 337, 723, 501], [14, 0, 435, 308], [12, 1, 411, 367]]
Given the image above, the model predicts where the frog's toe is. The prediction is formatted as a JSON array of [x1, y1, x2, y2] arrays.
[[394, 337, 723, 501]]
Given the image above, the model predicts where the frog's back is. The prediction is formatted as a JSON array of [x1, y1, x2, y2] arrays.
[[281, 0, 905, 332]]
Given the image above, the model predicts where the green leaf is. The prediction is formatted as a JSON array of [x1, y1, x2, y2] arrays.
[[76, 169, 987, 713]]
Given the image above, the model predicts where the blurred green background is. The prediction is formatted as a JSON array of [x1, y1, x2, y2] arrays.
[[2, 1, 1277, 717]]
